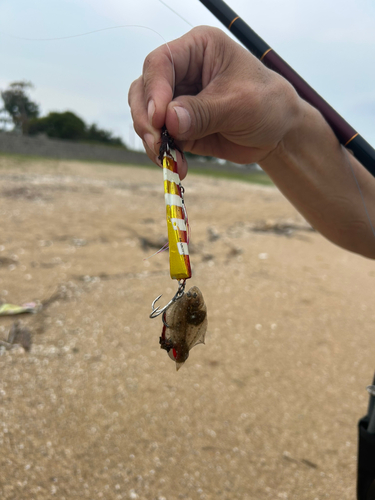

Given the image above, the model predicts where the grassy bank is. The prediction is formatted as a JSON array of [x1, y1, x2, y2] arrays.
[[0, 151, 273, 186]]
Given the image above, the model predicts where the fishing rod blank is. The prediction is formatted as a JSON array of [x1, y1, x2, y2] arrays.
[[368, 385, 375, 434], [198, 0, 375, 178]]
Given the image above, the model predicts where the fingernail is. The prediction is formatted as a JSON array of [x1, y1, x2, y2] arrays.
[[155, 155, 162, 167], [174, 106, 191, 134], [148, 100, 155, 123], [144, 133, 155, 153]]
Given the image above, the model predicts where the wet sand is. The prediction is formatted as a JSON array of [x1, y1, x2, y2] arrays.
[[0, 156, 374, 500]]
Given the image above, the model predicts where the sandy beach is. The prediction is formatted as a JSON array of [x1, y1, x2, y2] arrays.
[[0, 155, 374, 500]]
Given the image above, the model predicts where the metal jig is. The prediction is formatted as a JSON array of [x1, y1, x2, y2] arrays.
[[150, 279, 186, 319]]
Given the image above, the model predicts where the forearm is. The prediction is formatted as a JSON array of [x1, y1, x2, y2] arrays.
[[260, 99, 375, 259], [129, 25, 375, 259]]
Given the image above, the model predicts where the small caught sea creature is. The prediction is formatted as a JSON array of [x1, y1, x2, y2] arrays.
[[159, 286, 207, 370], [151, 127, 207, 370]]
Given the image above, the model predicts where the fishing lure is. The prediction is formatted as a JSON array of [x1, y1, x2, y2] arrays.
[[160, 286, 207, 370], [150, 126, 191, 308], [160, 126, 190, 281], [150, 127, 207, 369]]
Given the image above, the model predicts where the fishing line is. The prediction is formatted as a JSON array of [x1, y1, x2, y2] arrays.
[[0, 24, 177, 98], [158, 0, 194, 28]]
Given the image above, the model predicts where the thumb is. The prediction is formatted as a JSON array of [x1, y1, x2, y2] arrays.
[[166, 91, 225, 141]]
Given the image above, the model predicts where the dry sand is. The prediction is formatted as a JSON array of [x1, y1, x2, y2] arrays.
[[0, 156, 374, 500]]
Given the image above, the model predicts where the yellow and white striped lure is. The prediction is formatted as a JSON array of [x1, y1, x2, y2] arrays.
[[149, 128, 191, 320], [162, 146, 191, 281]]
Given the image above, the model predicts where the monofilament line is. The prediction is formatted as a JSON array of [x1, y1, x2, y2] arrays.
[[158, 0, 194, 28], [0, 24, 176, 98]]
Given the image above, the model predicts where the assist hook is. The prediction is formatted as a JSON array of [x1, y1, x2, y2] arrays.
[[150, 279, 186, 319]]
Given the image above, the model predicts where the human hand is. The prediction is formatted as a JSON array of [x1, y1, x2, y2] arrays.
[[128, 26, 302, 179]]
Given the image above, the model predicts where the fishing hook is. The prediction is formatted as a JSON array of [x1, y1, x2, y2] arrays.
[[150, 279, 186, 319]]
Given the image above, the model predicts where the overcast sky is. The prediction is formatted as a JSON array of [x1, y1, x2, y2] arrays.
[[1, 0, 375, 151]]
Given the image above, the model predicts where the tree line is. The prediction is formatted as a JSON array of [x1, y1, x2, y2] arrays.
[[0, 81, 125, 147]]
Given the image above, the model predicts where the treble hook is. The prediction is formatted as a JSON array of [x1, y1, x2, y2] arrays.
[[150, 279, 186, 319]]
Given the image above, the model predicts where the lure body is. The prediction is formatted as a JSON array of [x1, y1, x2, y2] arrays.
[[162, 132, 191, 280], [160, 286, 207, 370]]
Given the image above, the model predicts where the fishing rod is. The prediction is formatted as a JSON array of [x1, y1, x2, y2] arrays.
[[198, 0, 375, 178]]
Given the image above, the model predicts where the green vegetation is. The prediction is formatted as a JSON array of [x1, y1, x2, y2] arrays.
[[29, 111, 86, 140], [85, 123, 124, 146], [28, 112, 124, 146], [1, 81, 124, 147], [1, 81, 39, 134]]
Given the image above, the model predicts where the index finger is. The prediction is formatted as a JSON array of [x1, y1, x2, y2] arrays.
[[143, 45, 174, 131], [143, 27, 206, 133]]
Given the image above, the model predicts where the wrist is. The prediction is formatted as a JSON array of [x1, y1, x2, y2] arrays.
[[260, 97, 318, 167], [258, 97, 340, 215], [258, 98, 375, 258]]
